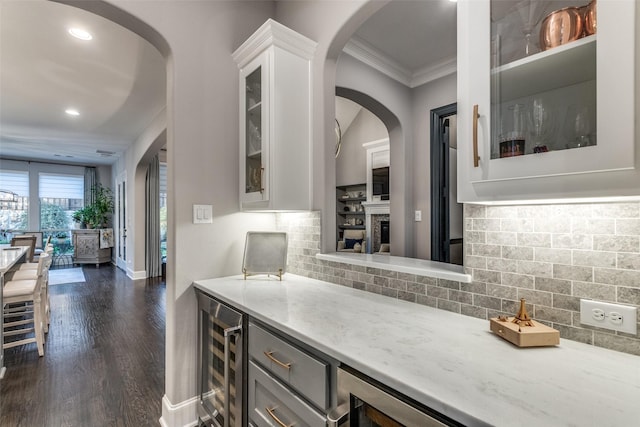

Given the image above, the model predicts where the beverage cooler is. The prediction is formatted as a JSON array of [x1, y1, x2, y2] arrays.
[[196, 289, 245, 427]]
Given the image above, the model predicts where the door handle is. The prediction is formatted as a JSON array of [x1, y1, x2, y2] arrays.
[[472, 104, 480, 167], [223, 325, 241, 427]]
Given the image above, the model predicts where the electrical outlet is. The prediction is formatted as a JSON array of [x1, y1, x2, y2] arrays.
[[415, 210, 422, 222], [580, 300, 637, 334]]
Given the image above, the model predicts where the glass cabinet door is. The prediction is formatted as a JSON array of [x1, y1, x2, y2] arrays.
[[244, 66, 263, 198], [239, 51, 270, 207], [490, 0, 596, 160], [457, 0, 635, 202]]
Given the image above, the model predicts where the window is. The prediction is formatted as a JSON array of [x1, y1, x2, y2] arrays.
[[0, 170, 29, 240], [159, 163, 167, 262], [39, 173, 84, 237]]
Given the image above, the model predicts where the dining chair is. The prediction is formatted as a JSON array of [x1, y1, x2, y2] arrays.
[[2, 253, 50, 356], [9, 251, 53, 333], [10, 235, 37, 263]]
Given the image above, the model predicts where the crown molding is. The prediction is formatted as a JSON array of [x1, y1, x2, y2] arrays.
[[411, 56, 457, 87], [233, 19, 317, 68], [342, 37, 412, 87], [343, 36, 456, 89]]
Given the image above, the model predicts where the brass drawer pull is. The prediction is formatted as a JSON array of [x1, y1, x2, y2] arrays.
[[266, 406, 294, 427], [264, 351, 292, 370], [472, 104, 480, 167]]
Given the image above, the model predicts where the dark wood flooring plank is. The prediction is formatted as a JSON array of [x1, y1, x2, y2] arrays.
[[1, 265, 165, 426]]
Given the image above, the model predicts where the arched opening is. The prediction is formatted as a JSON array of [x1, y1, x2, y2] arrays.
[[324, 0, 457, 260], [335, 88, 404, 255]]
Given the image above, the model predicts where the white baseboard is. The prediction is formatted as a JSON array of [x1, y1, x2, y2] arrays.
[[159, 394, 199, 427], [127, 268, 147, 280]]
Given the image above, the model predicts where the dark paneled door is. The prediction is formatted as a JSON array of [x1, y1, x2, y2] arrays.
[[431, 103, 463, 265]]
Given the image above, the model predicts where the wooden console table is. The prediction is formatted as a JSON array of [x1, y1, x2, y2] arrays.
[[72, 230, 112, 267]]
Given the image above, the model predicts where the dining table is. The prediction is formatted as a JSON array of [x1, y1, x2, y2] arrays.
[[0, 244, 28, 379]]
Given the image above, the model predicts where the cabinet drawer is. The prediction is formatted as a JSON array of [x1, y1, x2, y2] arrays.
[[249, 323, 329, 410], [248, 361, 326, 427]]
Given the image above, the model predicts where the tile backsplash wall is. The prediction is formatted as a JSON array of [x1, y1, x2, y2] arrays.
[[465, 203, 640, 356], [277, 204, 640, 357]]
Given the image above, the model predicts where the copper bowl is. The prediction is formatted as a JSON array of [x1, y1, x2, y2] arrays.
[[582, 0, 597, 36], [539, 7, 584, 51]]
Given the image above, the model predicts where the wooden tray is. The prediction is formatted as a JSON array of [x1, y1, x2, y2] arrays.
[[490, 317, 559, 347]]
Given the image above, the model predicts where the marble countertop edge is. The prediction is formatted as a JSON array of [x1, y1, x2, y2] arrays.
[[316, 252, 472, 283]]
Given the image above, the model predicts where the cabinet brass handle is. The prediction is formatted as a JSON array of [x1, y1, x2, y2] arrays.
[[264, 351, 292, 370], [472, 104, 480, 168], [266, 406, 293, 427]]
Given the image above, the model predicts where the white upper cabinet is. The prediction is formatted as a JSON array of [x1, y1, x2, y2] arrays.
[[233, 20, 317, 210], [457, 0, 637, 203]]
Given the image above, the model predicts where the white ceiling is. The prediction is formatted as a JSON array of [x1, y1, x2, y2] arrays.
[[0, 0, 455, 166], [0, 0, 166, 165]]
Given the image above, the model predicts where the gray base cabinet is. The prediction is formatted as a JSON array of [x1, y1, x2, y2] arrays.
[[72, 230, 111, 267], [248, 322, 331, 426], [248, 361, 327, 427]]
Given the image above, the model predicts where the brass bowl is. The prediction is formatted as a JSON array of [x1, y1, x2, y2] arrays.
[[582, 0, 597, 36], [539, 7, 584, 51]]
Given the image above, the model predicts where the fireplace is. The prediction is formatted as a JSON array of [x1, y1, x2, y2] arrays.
[[371, 215, 390, 253], [362, 200, 390, 254], [380, 220, 390, 244]]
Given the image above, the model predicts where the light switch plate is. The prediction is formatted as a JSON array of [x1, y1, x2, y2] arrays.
[[415, 210, 422, 222], [193, 204, 213, 224]]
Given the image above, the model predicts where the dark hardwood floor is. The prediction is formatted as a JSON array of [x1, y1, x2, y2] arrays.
[[1, 265, 165, 427]]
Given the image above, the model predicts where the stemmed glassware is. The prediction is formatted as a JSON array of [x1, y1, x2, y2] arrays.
[[564, 105, 593, 149], [514, 0, 548, 56], [528, 98, 555, 153]]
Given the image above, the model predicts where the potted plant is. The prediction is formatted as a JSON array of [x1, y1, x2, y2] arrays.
[[55, 231, 67, 243], [72, 207, 87, 228], [72, 184, 114, 230]]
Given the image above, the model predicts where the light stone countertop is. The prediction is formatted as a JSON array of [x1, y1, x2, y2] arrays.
[[0, 246, 27, 274], [193, 274, 640, 427]]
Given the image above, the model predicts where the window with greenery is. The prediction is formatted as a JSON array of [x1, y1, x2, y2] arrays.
[[39, 173, 84, 240], [160, 163, 167, 262], [0, 170, 29, 242]]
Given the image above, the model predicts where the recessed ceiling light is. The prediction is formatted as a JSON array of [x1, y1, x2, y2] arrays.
[[65, 108, 80, 116], [68, 28, 93, 41]]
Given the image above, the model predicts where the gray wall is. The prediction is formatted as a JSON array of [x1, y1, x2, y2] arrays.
[[336, 108, 387, 187], [411, 73, 457, 260], [336, 53, 413, 257], [92, 0, 278, 412]]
